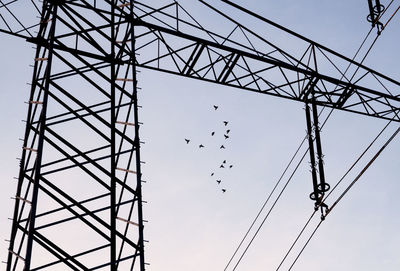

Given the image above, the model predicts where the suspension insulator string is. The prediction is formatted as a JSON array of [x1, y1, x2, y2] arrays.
[[275, 120, 396, 270], [287, 126, 400, 271]]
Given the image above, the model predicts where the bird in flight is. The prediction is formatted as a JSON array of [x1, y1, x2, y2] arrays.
[[222, 189, 226, 193], [185, 139, 190, 144], [211, 172, 214, 176], [223, 160, 226, 164], [229, 165, 233, 168], [223, 121, 229, 126], [220, 145, 225, 149], [211, 131, 215, 136], [216, 180, 221, 184], [226, 129, 230, 134], [224, 134, 229, 139], [214, 105, 219, 110], [199, 144, 205, 148], [220, 164, 225, 168]]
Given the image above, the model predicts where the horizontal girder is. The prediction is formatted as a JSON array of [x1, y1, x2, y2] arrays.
[[1, 0, 400, 121]]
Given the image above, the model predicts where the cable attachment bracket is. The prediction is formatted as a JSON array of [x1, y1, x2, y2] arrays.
[[367, 0, 385, 34]]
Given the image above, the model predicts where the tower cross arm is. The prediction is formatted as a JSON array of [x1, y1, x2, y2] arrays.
[[130, 3, 400, 122]]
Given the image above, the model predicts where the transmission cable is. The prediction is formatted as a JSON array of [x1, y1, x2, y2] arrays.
[[275, 8, 399, 268], [227, 106, 336, 271], [223, 134, 306, 271], [226, 18, 373, 271], [285, 123, 397, 271], [224, 2, 397, 270], [328, 126, 400, 212], [275, 118, 393, 270], [230, 148, 308, 271], [287, 126, 400, 271], [382, 3, 400, 29], [228, 23, 375, 271], [341, 0, 395, 89]]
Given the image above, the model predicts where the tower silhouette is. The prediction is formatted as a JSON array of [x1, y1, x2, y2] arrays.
[[1, 1, 399, 270]]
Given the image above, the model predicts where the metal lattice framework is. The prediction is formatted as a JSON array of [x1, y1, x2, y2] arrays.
[[2, 1, 145, 270], [1, 0, 399, 270], [132, 0, 400, 121]]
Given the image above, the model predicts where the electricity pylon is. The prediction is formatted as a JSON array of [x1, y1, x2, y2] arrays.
[[1, 0, 399, 270], [2, 1, 145, 270]]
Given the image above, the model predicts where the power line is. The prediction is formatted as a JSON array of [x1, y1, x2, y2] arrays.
[[328, 126, 400, 212], [287, 126, 400, 271], [223, 135, 307, 271], [324, 120, 393, 202], [224, 1, 398, 269], [275, 119, 393, 270], [273, 2, 400, 269], [275, 210, 317, 271], [275, 7, 399, 267], [382, 2, 400, 29], [287, 219, 323, 271], [226, 22, 373, 271], [231, 148, 309, 271], [228, 105, 336, 271], [226, 27, 373, 268]]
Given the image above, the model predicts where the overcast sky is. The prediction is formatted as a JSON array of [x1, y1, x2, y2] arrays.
[[1, 0, 400, 270]]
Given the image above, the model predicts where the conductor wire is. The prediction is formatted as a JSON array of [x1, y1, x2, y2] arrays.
[[225, 1, 397, 269], [275, 3, 399, 267], [287, 126, 400, 271], [227, 16, 374, 271], [229, 106, 335, 271], [383, 3, 400, 29], [275, 119, 393, 271]]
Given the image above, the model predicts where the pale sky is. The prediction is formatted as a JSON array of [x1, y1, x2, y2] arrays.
[[1, 0, 400, 270]]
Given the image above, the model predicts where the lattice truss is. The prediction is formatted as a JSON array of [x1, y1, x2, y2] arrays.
[[131, 1, 400, 121], [2, 0, 400, 122], [1, 0, 400, 270], [3, 0, 146, 270]]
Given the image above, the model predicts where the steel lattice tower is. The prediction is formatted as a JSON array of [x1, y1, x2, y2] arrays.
[[5, 1, 145, 270], [1, 0, 400, 270]]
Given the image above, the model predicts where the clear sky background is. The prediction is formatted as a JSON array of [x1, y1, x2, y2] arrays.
[[1, 0, 400, 270]]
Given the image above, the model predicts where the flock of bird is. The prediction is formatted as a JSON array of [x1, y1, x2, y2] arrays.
[[184, 105, 233, 194]]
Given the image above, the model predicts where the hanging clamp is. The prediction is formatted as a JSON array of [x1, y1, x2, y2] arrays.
[[367, 0, 385, 34]]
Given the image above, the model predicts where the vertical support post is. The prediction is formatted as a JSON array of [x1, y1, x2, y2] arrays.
[[130, 3, 146, 270], [110, 1, 117, 270], [6, 6, 48, 269], [24, 3, 58, 270]]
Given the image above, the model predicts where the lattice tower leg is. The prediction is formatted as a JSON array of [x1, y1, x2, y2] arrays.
[[6, 1, 146, 270]]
